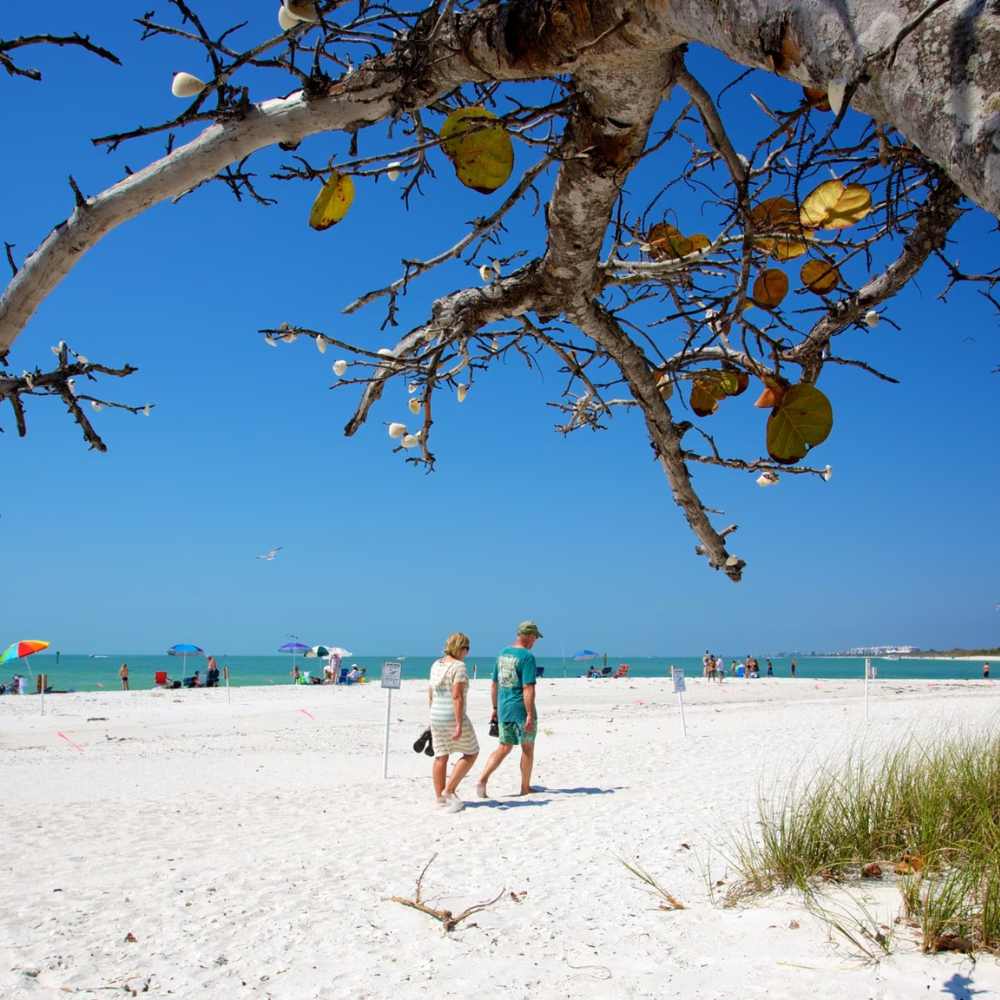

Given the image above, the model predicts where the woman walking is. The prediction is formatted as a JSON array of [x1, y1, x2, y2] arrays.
[[429, 632, 479, 813]]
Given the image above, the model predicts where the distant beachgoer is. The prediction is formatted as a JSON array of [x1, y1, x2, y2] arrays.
[[717, 661, 725, 683], [119, 662, 129, 691], [984, 663, 991, 680], [291, 664, 301, 684], [206, 658, 220, 687], [790, 659, 797, 677], [767, 660, 774, 677], [428, 632, 479, 812], [478, 621, 542, 798], [347, 665, 361, 684]]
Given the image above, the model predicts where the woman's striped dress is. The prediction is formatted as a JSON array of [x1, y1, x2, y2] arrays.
[[429, 657, 479, 758]]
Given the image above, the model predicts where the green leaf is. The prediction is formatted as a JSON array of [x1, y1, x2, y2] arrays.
[[440, 107, 513, 194], [766, 383, 833, 463]]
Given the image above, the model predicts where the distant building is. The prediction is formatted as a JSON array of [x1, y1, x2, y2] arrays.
[[846, 645, 919, 656]]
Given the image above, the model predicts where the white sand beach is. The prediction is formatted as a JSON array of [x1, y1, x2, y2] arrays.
[[2, 677, 998, 1000]]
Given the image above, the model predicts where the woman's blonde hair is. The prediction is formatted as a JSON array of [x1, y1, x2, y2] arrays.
[[444, 632, 471, 658]]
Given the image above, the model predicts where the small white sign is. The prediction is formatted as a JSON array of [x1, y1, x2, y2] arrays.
[[381, 661, 402, 689], [671, 667, 686, 693]]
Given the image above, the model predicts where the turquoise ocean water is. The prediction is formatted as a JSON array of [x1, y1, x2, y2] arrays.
[[3, 653, 993, 692]]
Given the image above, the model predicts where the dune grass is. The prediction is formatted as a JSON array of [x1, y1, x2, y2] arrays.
[[729, 730, 1000, 954]]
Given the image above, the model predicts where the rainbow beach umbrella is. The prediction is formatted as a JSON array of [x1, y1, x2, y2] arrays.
[[0, 639, 50, 669]]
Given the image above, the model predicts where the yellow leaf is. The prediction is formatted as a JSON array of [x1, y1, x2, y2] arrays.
[[440, 107, 513, 194], [690, 377, 724, 416], [800, 259, 841, 295], [751, 269, 789, 309], [648, 222, 692, 259], [309, 172, 355, 231], [800, 180, 872, 230], [755, 236, 809, 261]]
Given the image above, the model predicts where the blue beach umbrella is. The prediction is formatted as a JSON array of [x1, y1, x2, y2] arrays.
[[279, 641, 310, 672], [572, 649, 598, 661], [167, 642, 204, 676]]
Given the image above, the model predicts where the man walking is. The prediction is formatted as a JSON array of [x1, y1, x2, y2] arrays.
[[477, 621, 542, 798]]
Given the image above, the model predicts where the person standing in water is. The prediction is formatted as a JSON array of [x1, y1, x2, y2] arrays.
[[119, 662, 129, 691]]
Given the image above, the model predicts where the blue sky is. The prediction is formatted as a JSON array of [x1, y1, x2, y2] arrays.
[[2, 3, 997, 656]]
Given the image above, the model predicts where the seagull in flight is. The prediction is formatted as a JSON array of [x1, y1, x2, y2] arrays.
[[257, 546, 283, 561]]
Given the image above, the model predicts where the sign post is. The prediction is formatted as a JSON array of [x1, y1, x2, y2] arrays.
[[671, 666, 687, 737], [381, 661, 402, 778], [864, 656, 871, 722], [224, 665, 231, 705]]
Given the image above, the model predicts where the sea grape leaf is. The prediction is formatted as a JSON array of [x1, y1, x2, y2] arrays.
[[802, 87, 831, 111], [308, 172, 355, 230], [648, 222, 692, 259], [800, 180, 872, 230], [440, 107, 514, 194], [753, 377, 788, 409], [750, 197, 799, 233], [801, 259, 841, 294], [720, 369, 749, 396], [755, 235, 809, 260], [766, 383, 833, 463], [751, 268, 789, 309], [690, 375, 727, 416]]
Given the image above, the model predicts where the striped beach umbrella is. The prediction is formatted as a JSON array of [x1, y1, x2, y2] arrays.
[[0, 639, 49, 667]]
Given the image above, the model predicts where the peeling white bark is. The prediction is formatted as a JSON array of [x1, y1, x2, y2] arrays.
[[1, 0, 995, 353]]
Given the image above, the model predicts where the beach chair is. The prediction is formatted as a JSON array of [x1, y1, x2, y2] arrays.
[[614, 663, 630, 679], [336, 667, 349, 685], [600, 666, 612, 677], [154, 671, 167, 687]]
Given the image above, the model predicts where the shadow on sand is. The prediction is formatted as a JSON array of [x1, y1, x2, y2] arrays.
[[942, 973, 988, 999]]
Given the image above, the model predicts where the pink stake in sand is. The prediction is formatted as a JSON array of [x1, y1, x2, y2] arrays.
[[57, 731, 84, 752], [297, 708, 315, 721]]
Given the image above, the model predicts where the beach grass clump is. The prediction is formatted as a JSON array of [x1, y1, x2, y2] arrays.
[[730, 730, 1000, 954]]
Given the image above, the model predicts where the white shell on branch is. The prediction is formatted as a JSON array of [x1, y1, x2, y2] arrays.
[[143, 404, 152, 417], [332, 360, 348, 376], [756, 471, 779, 487], [282, 0, 320, 23], [388, 422, 407, 439], [827, 81, 847, 117], [171, 72, 207, 98], [408, 398, 421, 415], [90, 400, 104, 412], [863, 310, 879, 327], [315, 335, 327, 354], [822, 465, 833, 482], [277, 5, 298, 30], [264, 334, 277, 348], [457, 384, 468, 403], [386, 162, 401, 182], [401, 434, 420, 449]]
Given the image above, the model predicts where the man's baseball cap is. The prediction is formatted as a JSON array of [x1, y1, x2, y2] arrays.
[[517, 620, 543, 638]]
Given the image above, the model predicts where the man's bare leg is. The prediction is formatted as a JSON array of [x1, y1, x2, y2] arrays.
[[517, 742, 536, 795], [477, 743, 512, 796]]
